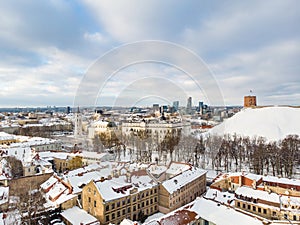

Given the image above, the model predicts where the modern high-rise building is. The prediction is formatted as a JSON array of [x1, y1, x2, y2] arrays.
[[198, 101, 204, 114], [173, 101, 179, 112], [153, 104, 160, 112], [187, 97, 192, 114]]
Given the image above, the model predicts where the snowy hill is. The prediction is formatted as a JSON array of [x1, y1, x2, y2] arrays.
[[209, 106, 300, 141]]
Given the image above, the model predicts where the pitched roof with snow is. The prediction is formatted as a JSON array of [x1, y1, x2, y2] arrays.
[[162, 167, 206, 194], [95, 174, 157, 202], [61, 206, 99, 225], [190, 197, 263, 225]]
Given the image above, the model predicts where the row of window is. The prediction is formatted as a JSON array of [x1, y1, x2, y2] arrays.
[[237, 201, 300, 221], [105, 205, 158, 222], [171, 181, 204, 198], [125, 128, 180, 134], [237, 201, 267, 214], [105, 197, 158, 211]]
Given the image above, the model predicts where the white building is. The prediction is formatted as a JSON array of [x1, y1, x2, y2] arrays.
[[121, 121, 191, 142]]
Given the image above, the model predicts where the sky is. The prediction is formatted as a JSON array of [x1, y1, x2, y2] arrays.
[[0, 0, 299, 108]]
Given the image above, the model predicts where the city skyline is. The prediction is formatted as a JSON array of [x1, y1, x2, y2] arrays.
[[0, 1, 299, 107]]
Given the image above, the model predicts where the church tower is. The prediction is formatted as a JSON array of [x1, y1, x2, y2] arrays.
[[74, 106, 83, 138]]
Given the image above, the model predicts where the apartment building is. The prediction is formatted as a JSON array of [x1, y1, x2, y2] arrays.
[[211, 172, 300, 223], [121, 120, 191, 142], [158, 167, 207, 213], [82, 171, 159, 225], [235, 186, 300, 221]]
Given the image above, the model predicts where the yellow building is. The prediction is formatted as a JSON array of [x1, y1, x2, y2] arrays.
[[158, 167, 207, 213], [0, 132, 17, 145], [235, 186, 300, 221], [82, 171, 159, 225]]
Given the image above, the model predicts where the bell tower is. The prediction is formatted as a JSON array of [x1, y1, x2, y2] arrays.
[[74, 106, 83, 138]]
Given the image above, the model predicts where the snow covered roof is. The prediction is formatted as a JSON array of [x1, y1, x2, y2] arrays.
[[165, 162, 191, 176], [61, 206, 99, 225], [68, 171, 103, 194], [190, 197, 264, 225], [148, 165, 167, 175], [236, 186, 280, 203], [0, 132, 15, 141], [120, 219, 137, 225], [81, 151, 111, 160], [263, 175, 300, 187], [235, 186, 300, 206], [213, 172, 262, 183], [64, 163, 102, 178], [205, 189, 234, 205], [209, 106, 300, 141], [95, 178, 133, 201], [162, 168, 206, 194], [95, 174, 156, 202], [39, 151, 69, 160], [41, 176, 58, 190], [42, 175, 76, 209]]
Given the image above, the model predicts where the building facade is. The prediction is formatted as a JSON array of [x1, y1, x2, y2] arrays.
[[82, 173, 159, 225], [158, 167, 207, 213]]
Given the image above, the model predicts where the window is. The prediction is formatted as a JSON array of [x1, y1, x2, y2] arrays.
[[117, 211, 120, 217], [122, 209, 125, 215], [112, 203, 115, 209], [106, 205, 109, 211], [88, 197, 91, 203], [242, 204, 245, 209], [253, 206, 256, 212], [112, 213, 115, 219], [133, 206, 136, 211], [117, 202, 120, 207], [247, 205, 250, 210], [258, 208, 261, 213], [94, 200, 97, 207], [106, 215, 109, 222], [263, 209, 267, 214], [237, 202, 240, 207]]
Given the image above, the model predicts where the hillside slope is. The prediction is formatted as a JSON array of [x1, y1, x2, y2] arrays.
[[209, 106, 300, 141]]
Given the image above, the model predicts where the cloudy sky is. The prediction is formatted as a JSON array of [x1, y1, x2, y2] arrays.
[[0, 0, 299, 108]]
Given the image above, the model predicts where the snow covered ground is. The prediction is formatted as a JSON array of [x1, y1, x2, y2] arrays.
[[209, 106, 300, 141]]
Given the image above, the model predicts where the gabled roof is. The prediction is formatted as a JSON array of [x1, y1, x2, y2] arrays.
[[162, 168, 206, 194], [61, 206, 99, 225]]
